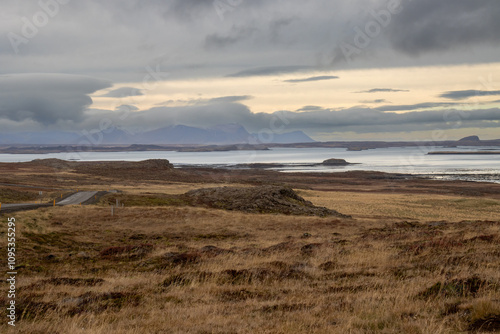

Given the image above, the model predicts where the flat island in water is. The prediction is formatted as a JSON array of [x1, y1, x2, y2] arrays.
[[428, 151, 500, 155]]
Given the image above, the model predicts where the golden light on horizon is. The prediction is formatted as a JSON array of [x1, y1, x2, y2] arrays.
[[92, 62, 500, 116]]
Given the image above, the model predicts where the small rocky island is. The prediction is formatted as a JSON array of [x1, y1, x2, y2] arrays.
[[322, 158, 351, 166]]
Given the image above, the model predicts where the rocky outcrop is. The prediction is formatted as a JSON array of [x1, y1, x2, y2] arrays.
[[183, 186, 350, 218], [458, 135, 480, 142]]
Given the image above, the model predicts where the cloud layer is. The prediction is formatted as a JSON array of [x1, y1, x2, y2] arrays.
[[0, 1, 499, 140], [0, 74, 111, 125], [75, 102, 500, 138], [284, 76, 339, 83], [2, 1, 499, 81], [440, 90, 500, 100], [356, 88, 410, 94], [101, 87, 144, 98]]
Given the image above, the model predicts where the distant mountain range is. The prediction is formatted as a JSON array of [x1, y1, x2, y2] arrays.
[[0, 124, 315, 145]]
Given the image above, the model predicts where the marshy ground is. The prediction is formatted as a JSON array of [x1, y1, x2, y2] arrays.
[[0, 159, 499, 333]]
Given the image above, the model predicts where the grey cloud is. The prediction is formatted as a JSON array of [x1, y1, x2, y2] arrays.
[[297, 106, 325, 112], [1, 1, 499, 82], [226, 66, 314, 78], [116, 105, 139, 112], [284, 76, 339, 83], [375, 102, 458, 112], [360, 99, 388, 104], [164, 0, 216, 21], [204, 27, 257, 50], [207, 95, 253, 104], [156, 95, 253, 106], [4, 98, 499, 138], [387, 0, 500, 55], [101, 87, 144, 98], [356, 88, 410, 93], [76, 102, 500, 137], [0, 73, 111, 125], [81, 103, 258, 133], [204, 34, 240, 50], [270, 17, 298, 42], [278, 107, 500, 134], [439, 90, 500, 100]]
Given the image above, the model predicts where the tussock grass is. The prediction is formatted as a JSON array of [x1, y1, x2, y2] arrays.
[[1, 197, 499, 333]]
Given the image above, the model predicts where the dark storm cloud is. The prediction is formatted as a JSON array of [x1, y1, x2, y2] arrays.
[[284, 76, 339, 83], [226, 66, 314, 78], [386, 0, 500, 55], [439, 90, 500, 100], [0, 74, 111, 125], [356, 88, 410, 93], [101, 87, 144, 98]]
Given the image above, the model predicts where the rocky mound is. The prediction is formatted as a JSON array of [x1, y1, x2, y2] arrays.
[[183, 186, 350, 218], [68, 159, 174, 179]]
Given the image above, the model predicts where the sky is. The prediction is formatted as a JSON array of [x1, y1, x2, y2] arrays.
[[1, 0, 500, 141]]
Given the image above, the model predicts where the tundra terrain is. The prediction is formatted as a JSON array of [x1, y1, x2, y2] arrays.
[[0, 159, 499, 333]]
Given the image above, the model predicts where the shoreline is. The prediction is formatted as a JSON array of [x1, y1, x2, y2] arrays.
[[177, 163, 500, 184]]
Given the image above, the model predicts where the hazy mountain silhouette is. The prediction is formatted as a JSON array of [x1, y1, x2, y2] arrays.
[[0, 124, 315, 145]]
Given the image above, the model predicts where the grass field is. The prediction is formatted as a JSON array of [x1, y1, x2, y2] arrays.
[[0, 161, 499, 333]]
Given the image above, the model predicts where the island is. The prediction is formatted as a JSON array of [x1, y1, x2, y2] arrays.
[[428, 151, 500, 155], [322, 158, 351, 166]]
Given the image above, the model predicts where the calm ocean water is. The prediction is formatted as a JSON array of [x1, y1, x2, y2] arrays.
[[1, 146, 499, 183]]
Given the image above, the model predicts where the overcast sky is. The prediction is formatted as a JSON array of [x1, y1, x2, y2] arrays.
[[1, 0, 500, 140]]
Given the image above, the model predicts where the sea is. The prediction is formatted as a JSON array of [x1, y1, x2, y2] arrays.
[[0, 146, 499, 184]]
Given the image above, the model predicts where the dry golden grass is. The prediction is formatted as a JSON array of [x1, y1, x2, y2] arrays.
[[99, 182, 253, 195], [1, 161, 500, 333], [1, 184, 499, 333], [302, 190, 500, 221]]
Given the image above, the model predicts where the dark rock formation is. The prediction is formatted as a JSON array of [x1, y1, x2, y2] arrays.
[[458, 135, 480, 142], [183, 185, 350, 218]]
